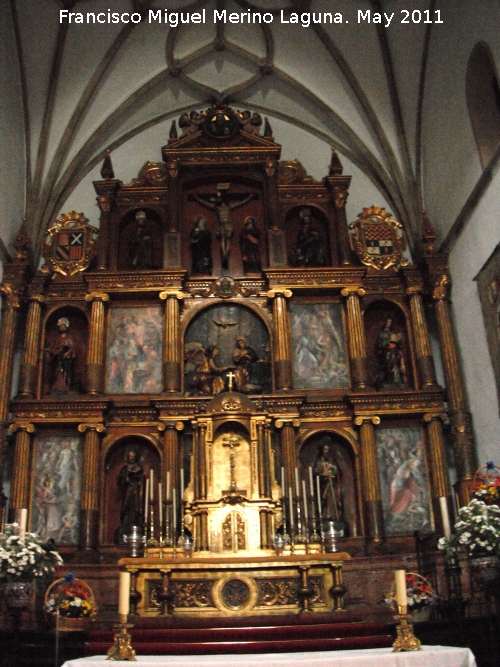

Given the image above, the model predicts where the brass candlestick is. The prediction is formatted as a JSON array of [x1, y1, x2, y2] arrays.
[[392, 607, 422, 652], [107, 615, 136, 661]]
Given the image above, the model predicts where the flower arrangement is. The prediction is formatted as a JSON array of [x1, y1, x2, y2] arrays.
[[385, 572, 438, 611], [45, 573, 95, 619], [438, 498, 500, 559], [470, 462, 500, 506], [0, 523, 62, 583]]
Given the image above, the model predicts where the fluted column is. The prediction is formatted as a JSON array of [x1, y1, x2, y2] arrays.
[[85, 292, 109, 395], [160, 290, 184, 393], [432, 276, 476, 505], [77, 423, 106, 558], [0, 287, 22, 423], [354, 415, 384, 541], [267, 288, 293, 390], [423, 413, 453, 533], [341, 287, 369, 389], [162, 420, 183, 495], [406, 285, 438, 388], [18, 295, 46, 397], [275, 418, 300, 493], [8, 423, 35, 518]]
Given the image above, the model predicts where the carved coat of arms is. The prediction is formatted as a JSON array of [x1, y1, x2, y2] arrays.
[[349, 206, 408, 271], [42, 211, 99, 276]]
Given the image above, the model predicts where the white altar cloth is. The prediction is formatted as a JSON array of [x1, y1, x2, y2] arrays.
[[61, 645, 476, 667]]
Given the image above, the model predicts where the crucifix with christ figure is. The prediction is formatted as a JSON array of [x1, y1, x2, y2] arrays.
[[222, 433, 246, 496]]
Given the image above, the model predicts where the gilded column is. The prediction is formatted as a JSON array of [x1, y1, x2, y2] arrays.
[[423, 413, 452, 533], [341, 287, 369, 389], [77, 423, 106, 558], [162, 420, 183, 496], [405, 285, 438, 388], [325, 154, 352, 266], [18, 295, 46, 397], [267, 288, 293, 391], [275, 418, 300, 494], [85, 292, 109, 395], [160, 290, 184, 393], [256, 419, 269, 497], [0, 286, 23, 423], [94, 167, 121, 271], [432, 275, 476, 505], [354, 416, 384, 540], [8, 423, 35, 517]]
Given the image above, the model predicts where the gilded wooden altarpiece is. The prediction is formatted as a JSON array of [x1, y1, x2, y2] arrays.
[[0, 104, 478, 623]]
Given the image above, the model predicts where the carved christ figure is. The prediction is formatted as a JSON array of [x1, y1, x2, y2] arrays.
[[193, 188, 256, 269]]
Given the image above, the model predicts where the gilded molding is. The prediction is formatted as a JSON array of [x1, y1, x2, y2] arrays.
[[85, 291, 110, 302], [77, 423, 106, 434]]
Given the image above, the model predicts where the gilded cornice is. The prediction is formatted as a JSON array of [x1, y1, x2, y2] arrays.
[[86, 270, 186, 294], [265, 267, 366, 290], [11, 399, 111, 423], [349, 390, 446, 416]]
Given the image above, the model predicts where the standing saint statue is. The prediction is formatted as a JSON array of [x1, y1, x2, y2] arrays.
[[239, 216, 262, 273], [375, 316, 408, 387], [115, 448, 146, 544], [45, 317, 77, 394], [314, 441, 343, 523], [190, 215, 212, 274], [193, 188, 256, 269], [129, 210, 154, 270]]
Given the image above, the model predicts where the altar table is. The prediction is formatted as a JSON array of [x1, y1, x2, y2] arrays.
[[61, 645, 477, 667]]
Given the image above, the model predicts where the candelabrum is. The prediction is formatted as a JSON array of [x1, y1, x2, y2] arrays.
[[147, 501, 158, 548], [309, 494, 321, 543], [107, 614, 136, 661], [392, 607, 422, 652]]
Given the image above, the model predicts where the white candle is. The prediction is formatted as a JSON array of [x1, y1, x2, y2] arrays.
[[281, 467, 285, 496], [150, 469, 154, 500], [316, 475, 322, 515], [180, 468, 185, 500], [439, 496, 451, 539], [166, 471, 171, 501], [172, 487, 177, 534], [18, 509, 28, 538], [302, 480, 308, 520], [144, 479, 149, 519], [118, 571, 131, 616], [308, 467, 314, 496], [289, 487, 294, 529], [395, 570, 407, 609], [295, 468, 300, 497], [159, 482, 163, 527]]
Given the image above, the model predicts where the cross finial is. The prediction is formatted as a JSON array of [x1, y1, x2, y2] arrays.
[[226, 371, 236, 391]]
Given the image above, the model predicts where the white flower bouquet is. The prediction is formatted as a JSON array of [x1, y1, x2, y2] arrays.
[[438, 499, 500, 558], [0, 523, 62, 583]]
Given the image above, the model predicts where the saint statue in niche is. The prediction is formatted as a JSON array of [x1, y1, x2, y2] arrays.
[[128, 210, 155, 270], [313, 441, 344, 524], [295, 207, 325, 267], [375, 316, 408, 388], [45, 317, 77, 394], [239, 216, 262, 273], [190, 215, 212, 274], [192, 187, 256, 269], [115, 448, 146, 544]]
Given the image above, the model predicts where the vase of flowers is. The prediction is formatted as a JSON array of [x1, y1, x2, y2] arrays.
[[45, 572, 96, 631], [0, 523, 63, 611], [385, 572, 438, 620], [438, 498, 500, 583]]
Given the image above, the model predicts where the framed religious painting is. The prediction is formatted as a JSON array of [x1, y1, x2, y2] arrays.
[[290, 301, 348, 389], [105, 305, 163, 394], [30, 434, 83, 544], [376, 425, 432, 535], [476, 243, 500, 414]]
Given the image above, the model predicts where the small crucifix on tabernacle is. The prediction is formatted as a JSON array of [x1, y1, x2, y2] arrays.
[[222, 433, 243, 494], [226, 371, 236, 392]]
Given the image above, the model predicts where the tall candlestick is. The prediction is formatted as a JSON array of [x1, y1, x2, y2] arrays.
[[316, 475, 322, 515], [159, 482, 163, 527], [166, 471, 171, 501], [18, 509, 28, 538], [289, 487, 294, 529], [281, 467, 285, 495], [395, 570, 407, 609], [439, 496, 451, 539], [308, 467, 314, 496], [172, 487, 177, 535], [150, 469, 154, 500], [144, 479, 149, 520], [180, 468, 185, 500], [118, 571, 131, 616], [295, 468, 300, 496], [302, 480, 308, 520]]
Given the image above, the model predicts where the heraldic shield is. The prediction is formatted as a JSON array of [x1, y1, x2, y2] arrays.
[[42, 211, 99, 276], [348, 205, 408, 272]]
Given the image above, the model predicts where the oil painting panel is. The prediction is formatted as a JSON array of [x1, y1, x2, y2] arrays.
[[376, 426, 432, 534], [106, 306, 163, 394], [290, 302, 348, 389], [31, 435, 83, 544]]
